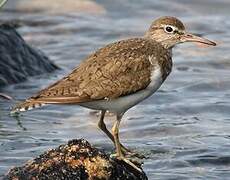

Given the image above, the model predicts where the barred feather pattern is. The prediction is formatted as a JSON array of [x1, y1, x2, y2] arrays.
[[11, 100, 45, 114]]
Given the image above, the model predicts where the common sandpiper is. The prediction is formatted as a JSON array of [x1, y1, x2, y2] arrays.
[[11, 16, 216, 172]]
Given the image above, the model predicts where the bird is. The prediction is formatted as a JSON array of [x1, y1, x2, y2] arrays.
[[11, 16, 216, 172]]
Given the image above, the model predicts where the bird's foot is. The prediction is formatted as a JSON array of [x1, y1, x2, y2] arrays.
[[121, 146, 146, 159], [125, 150, 146, 159], [110, 153, 143, 172], [121, 156, 143, 172]]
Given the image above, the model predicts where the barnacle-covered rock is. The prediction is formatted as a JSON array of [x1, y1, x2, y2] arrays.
[[4, 139, 147, 180]]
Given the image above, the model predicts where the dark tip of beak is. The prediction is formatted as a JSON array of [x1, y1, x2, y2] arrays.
[[181, 33, 216, 46]]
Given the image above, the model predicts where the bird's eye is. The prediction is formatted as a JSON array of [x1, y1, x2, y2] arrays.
[[164, 25, 175, 34]]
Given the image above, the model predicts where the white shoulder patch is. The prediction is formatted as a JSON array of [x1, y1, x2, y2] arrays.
[[147, 63, 163, 92]]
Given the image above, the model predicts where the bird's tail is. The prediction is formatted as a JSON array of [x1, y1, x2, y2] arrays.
[[10, 99, 45, 115]]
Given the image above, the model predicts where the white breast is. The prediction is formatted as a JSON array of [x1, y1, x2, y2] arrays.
[[147, 63, 163, 91]]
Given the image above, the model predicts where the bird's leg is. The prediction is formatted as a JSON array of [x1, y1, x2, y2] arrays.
[[111, 113, 142, 172], [98, 110, 131, 154]]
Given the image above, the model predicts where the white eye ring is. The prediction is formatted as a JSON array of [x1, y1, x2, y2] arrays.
[[164, 25, 176, 34]]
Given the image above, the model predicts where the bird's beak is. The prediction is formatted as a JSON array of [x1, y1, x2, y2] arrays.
[[180, 32, 216, 46]]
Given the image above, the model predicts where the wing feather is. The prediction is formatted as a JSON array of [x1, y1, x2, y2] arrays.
[[29, 38, 156, 103]]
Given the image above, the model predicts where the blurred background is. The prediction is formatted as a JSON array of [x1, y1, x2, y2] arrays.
[[0, 0, 230, 179]]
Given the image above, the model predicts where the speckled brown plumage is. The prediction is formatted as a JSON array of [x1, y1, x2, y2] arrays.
[[11, 16, 216, 114], [11, 14, 217, 117], [23, 38, 171, 104]]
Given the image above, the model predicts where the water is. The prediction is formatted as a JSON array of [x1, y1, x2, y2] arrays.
[[0, 0, 230, 179]]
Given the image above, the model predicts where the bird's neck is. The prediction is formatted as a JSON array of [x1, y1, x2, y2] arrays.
[[143, 33, 173, 80], [160, 49, 173, 81], [144, 33, 176, 49]]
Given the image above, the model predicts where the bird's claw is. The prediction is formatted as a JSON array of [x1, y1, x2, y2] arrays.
[[110, 153, 143, 172], [121, 147, 146, 159]]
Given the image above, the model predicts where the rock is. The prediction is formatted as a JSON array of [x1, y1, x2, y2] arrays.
[[0, 23, 59, 87], [4, 139, 147, 180]]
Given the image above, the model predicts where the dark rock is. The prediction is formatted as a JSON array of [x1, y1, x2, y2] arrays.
[[4, 139, 147, 180], [0, 23, 59, 86]]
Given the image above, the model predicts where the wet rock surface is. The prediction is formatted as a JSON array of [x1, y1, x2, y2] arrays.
[[0, 23, 58, 86], [4, 139, 147, 180]]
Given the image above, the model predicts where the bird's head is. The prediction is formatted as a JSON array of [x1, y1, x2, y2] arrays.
[[145, 16, 216, 49]]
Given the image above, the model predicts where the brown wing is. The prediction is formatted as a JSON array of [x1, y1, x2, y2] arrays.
[[29, 38, 154, 104]]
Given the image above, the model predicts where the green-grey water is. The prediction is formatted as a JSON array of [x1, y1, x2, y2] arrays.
[[0, 0, 229, 179]]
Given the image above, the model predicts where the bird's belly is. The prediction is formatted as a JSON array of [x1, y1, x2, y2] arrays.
[[79, 65, 163, 114], [79, 89, 151, 113]]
